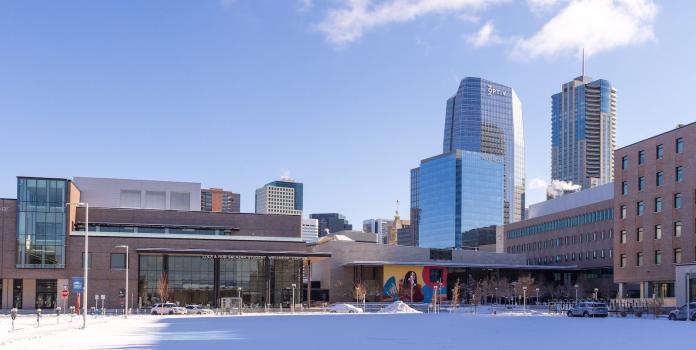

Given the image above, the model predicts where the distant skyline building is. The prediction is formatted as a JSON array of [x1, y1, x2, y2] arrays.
[[201, 187, 240, 213], [310, 213, 352, 237], [255, 178, 303, 215], [301, 218, 319, 243], [551, 74, 616, 189], [442, 77, 525, 224], [362, 218, 393, 244], [413, 150, 504, 249]]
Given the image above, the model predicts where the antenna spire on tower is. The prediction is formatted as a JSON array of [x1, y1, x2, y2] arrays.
[[582, 48, 585, 76]]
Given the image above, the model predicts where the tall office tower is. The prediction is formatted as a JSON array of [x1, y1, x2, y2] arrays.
[[551, 74, 616, 189], [310, 213, 352, 237], [414, 150, 504, 249], [406, 167, 420, 247], [255, 178, 303, 215], [442, 77, 525, 224], [362, 218, 393, 244], [201, 188, 241, 213]]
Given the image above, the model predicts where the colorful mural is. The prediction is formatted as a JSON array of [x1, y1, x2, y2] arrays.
[[382, 265, 447, 303]]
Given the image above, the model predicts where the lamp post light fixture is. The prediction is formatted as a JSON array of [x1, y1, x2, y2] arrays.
[[66, 202, 89, 329], [522, 286, 528, 314], [115, 245, 129, 319], [574, 284, 579, 303], [535, 287, 540, 305], [594, 288, 599, 300]]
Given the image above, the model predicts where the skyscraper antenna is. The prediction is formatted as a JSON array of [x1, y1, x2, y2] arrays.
[[582, 48, 585, 76]]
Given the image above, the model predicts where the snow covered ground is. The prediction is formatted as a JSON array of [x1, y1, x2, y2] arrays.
[[1, 311, 693, 349]]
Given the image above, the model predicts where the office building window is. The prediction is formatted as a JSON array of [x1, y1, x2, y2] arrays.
[[656, 144, 664, 159], [110, 253, 126, 269], [636, 252, 643, 267], [620, 230, 627, 244], [638, 176, 645, 191], [622, 181, 629, 195], [637, 227, 644, 242], [638, 150, 645, 165], [676, 137, 684, 154], [674, 221, 682, 237], [637, 201, 644, 216], [620, 254, 627, 268], [620, 205, 627, 219], [674, 193, 682, 209], [676, 166, 684, 182], [674, 248, 682, 264], [655, 197, 662, 213], [655, 250, 662, 265], [621, 156, 628, 170], [656, 171, 664, 186], [655, 224, 662, 239]]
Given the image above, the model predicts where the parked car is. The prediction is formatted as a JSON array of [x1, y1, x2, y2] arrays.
[[185, 304, 214, 315], [151, 303, 187, 315], [327, 303, 363, 313], [567, 302, 609, 317], [668, 303, 696, 321]]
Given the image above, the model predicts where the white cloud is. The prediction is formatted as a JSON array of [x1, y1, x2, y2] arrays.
[[316, 0, 508, 46], [526, 0, 566, 12], [528, 177, 548, 190], [466, 20, 502, 47], [298, 0, 313, 13], [512, 0, 658, 59]]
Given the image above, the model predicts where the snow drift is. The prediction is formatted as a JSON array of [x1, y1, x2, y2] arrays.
[[377, 301, 421, 314]]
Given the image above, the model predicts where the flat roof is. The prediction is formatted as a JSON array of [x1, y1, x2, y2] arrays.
[[343, 260, 578, 270], [135, 248, 330, 258]]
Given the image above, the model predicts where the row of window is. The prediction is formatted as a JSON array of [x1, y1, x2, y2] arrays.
[[507, 230, 613, 254], [81, 252, 127, 269], [620, 137, 684, 169], [527, 249, 613, 265], [619, 193, 685, 218], [506, 208, 613, 239], [618, 247, 691, 267], [618, 221, 687, 243], [620, 167, 684, 195]]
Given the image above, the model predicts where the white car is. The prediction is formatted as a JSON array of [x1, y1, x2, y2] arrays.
[[327, 303, 363, 313], [185, 304, 214, 315], [151, 303, 187, 315]]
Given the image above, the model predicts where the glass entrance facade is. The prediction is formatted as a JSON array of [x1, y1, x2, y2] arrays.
[[138, 254, 303, 308], [36, 279, 57, 309]]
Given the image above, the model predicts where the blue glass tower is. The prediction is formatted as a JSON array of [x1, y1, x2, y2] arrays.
[[551, 75, 615, 189], [442, 77, 525, 224], [416, 150, 504, 248]]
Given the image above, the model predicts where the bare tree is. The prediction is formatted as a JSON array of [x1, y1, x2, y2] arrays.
[[158, 271, 169, 303], [452, 278, 461, 308]]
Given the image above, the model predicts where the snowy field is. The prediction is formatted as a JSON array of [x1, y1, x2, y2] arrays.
[[1, 311, 694, 350]]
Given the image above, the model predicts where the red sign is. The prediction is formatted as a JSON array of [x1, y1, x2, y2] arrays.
[[61, 289, 69, 299]]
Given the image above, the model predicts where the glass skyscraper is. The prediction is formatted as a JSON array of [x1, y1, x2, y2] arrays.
[[442, 77, 525, 224], [416, 150, 504, 249], [551, 75, 616, 189]]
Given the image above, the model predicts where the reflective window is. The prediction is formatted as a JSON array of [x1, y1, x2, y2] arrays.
[[636, 252, 643, 267], [676, 137, 684, 154], [676, 166, 684, 182], [655, 197, 662, 213], [637, 201, 644, 216], [638, 176, 645, 191], [656, 171, 664, 186], [622, 181, 629, 195], [655, 224, 662, 239], [110, 253, 126, 269], [654, 250, 662, 265], [674, 193, 682, 209], [674, 221, 682, 237], [638, 150, 645, 165], [621, 156, 628, 170], [674, 248, 682, 264], [656, 144, 664, 159]]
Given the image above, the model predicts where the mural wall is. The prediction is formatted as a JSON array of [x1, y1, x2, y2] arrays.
[[382, 265, 447, 303]]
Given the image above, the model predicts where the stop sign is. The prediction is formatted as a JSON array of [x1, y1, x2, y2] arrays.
[[61, 289, 69, 299]]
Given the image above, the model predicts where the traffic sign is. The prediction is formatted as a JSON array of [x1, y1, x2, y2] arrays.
[[71, 277, 84, 292], [61, 289, 69, 299]]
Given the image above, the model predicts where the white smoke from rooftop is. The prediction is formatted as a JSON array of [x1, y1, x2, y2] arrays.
[[280, 170, 294, 182], [546, 180, 581, 199]]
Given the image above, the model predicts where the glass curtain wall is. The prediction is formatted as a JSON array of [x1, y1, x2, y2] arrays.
[[220, 257, 266, 306], [168, 256, 214, 306], [16, 178, 67, 268]]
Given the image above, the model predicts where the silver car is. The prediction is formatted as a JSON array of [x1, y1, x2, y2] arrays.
[[567, 302, 609, 317], [668, 303, 696, 321]]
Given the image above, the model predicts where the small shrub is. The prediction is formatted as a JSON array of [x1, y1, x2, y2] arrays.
[[620, 311, 627, 317], [635, 311, 643, 318]]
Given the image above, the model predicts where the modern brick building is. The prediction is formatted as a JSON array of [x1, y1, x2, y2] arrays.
[[613, 122, 696, 301], [201, 187, 241, 213], [503, 184, 615, 298]]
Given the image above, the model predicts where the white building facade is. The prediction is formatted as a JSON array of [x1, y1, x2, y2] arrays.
[[255, 185, 301, 215], [301, 218, 319, 243]]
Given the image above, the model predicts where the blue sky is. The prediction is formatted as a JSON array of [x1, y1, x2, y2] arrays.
[[0, 0, 693, 225]]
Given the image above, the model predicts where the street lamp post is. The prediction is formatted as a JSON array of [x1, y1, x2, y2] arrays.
[[594, 288, 599, 300], [574, 284, 579, 304], [494, 287, 498, 305], [536, 287, 540, 305], [522, 286, 528, 314], [115, 245, 129, 319], [66, 202, 89, 329], [291, 284, 296, 313]]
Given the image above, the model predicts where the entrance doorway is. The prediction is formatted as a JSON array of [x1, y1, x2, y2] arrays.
[[36, 279, 57, 309]]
